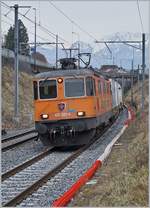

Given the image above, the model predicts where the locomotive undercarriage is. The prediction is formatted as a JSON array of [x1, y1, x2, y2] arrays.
[[35, 110, 116, 147], [35, 117, 97, 146]]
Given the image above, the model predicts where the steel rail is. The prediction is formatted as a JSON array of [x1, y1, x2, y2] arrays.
[[3, 112, 119, 207], [2, 128, 36, 143], [2, 108, 122, 207], [3, 145, 86, 207], [2, 147, 55, 181], [2, 132, 38, 151]]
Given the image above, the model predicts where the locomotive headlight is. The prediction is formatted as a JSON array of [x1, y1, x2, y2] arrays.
[[77, 111, 85, 117], [57, 78, 63, 83], [41, 114, 49, 119]]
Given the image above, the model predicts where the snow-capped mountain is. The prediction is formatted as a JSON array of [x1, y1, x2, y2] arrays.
[[36, 46, 66, 65], [36, 32, 149, 70]]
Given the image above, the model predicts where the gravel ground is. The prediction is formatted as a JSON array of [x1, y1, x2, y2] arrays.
[[2, 127, 35, 141], [19, 109, 128, 207], [2, 138, 48, 173], [2, 150, 74, 206]]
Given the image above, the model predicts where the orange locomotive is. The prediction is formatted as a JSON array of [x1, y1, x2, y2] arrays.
[[33, 59, 118, 146]]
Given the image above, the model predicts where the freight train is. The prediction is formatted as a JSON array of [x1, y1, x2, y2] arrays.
[[33, 58, 123, 146]]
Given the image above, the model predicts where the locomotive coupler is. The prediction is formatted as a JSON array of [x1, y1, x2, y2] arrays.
[[49, 126, 76, 139], [66, 127, 75, 137], [50, 129, 57, 139], [60, 126, 65, 135]]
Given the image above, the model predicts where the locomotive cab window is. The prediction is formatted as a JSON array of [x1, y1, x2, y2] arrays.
[[33, 81, 38, 100], [65, 78, 85, 97], [86, 77, 95, 96], [39, 80, 57, 99]]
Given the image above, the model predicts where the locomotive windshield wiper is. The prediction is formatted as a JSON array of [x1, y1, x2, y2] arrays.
[[39, 77, 49, 87], [72, 75, 81, 79]]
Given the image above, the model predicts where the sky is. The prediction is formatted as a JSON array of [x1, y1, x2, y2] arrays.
[[1, 0, 149, 48]]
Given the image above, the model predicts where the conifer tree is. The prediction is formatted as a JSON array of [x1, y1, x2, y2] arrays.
[[5, 19, 30, 55]]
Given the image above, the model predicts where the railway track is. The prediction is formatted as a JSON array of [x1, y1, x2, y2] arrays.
[[2, 147, 55, 181], [1, 116, 116, 207], [2, 129, 38, 151], [2, 110, 126, 207], [3, 148, 85, 206], [2, 128, 35, 142]]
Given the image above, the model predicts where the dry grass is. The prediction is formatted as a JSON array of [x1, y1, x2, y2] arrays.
[[125, 79, 149, 114], [70, 79, 149, 207], [2, 66, 34, 130]]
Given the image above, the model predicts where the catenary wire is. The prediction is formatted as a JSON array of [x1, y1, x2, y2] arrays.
[[1, 1, 70, 45], [136, 0, 144, 33], [2, 14, 53, 44], [48, 1, 98, 42]]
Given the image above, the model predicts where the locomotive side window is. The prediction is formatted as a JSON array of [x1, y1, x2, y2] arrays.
[[93, 79, 96, 95], [65, 78, 85, 97], [86, 77, 95, 96], [33, 81, 38, 100], [39, 80, 57, 99], [98, 80, 101, 94], [107, 83, 110, 93], [104, 82, 107, 94], [101, 81, 104, 95]]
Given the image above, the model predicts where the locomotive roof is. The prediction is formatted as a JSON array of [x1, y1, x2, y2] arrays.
[[34, 68, 101, 79]]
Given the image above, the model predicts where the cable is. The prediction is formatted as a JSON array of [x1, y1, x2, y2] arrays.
[[2, 14, 52, 43], [2, 2, 56, 38], [38, 0, 41, 25], [1, 1, 70, 45], [2, 12, 12, 22], [48, 1, 98, 42], [136, 0, 144, 33]]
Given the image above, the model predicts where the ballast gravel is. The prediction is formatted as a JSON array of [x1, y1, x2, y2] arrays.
[[18, 110, 128, 207], [2, 138, 48, 173], [2, 127, 35, 141], [1, 150, 74, 206]]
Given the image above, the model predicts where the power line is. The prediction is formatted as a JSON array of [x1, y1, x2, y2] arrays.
[[48, 1, 98, 42], [2, 2, 55, 38], [1, 1, 70, 45], [136, 0, 144, 33], [38, 0, 41, 25], [2, 12, 12, 21], [2, 13, 52, 43]]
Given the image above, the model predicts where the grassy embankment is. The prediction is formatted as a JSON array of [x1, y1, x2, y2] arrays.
[[70, 79, 149, 207], [2, 66, 34, 130]]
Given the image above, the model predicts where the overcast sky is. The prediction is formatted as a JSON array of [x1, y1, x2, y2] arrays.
[[1, 1, 149, 48]]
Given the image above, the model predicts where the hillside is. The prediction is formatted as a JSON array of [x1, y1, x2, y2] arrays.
[[70, 79, 148, 206], [2, 66, 34, 130]]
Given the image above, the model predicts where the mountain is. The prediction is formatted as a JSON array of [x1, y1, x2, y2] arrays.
[[36, 32, 149, 70], [36, 46, 66, 66], [90, 32, 149, 70]]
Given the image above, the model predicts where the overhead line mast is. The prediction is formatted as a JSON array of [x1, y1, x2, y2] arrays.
[[2, 13, 52, 42], [33, 8, 37, 73], [10, 4, 31, 119], [95, 36, 146, 114], [1, 1, 70, 46]]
